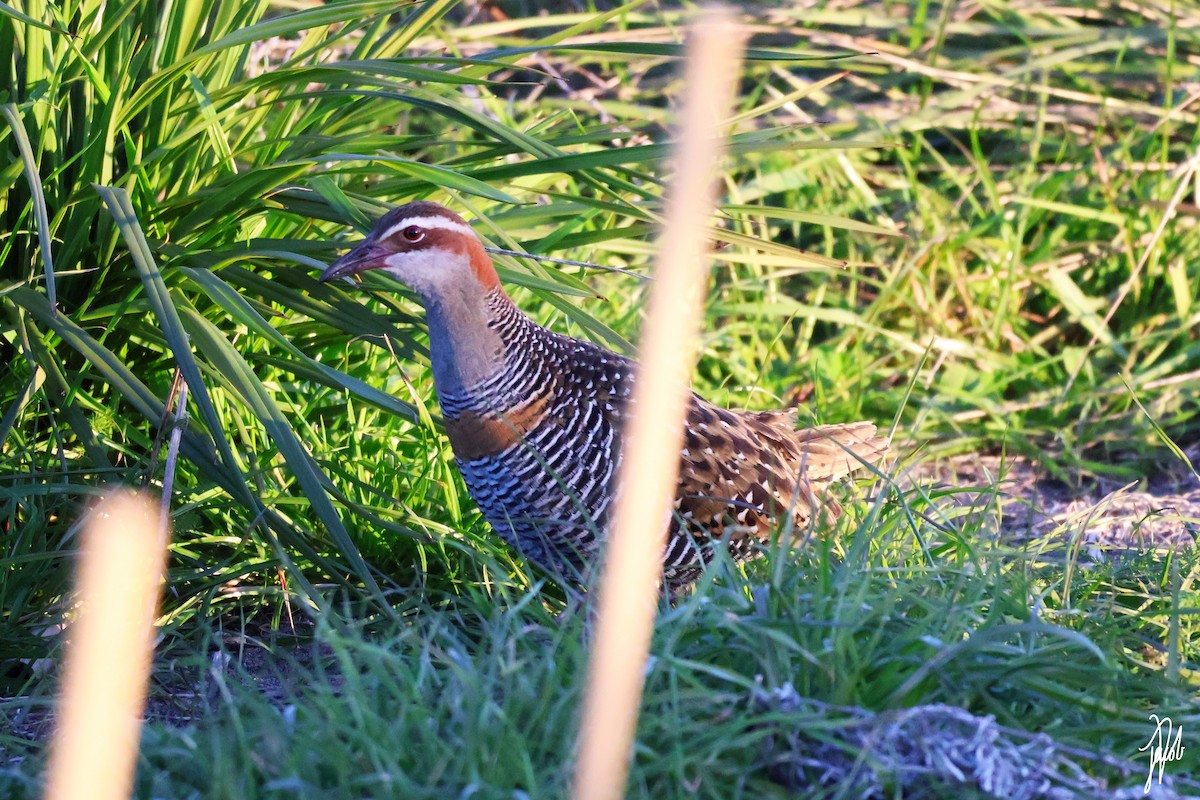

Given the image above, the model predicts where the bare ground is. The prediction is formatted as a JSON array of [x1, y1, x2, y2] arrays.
[[900, 451, 1200, 556]]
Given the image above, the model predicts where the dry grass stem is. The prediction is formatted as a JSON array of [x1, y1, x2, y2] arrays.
[[44, 490, 169, 800], [571, 8, 747, 800]]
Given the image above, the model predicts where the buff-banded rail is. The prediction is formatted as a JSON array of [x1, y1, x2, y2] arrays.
[[320, 201, 889, 588]]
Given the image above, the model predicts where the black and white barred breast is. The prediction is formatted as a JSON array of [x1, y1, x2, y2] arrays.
[[439, 291, 888, 588]]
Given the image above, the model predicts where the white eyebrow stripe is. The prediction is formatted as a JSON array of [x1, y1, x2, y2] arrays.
[[381, 215, 474, 240]]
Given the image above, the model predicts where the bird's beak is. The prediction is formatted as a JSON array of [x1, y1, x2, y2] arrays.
[[319, 241, 389, 283]]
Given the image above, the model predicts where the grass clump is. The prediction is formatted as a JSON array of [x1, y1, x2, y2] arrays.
[[6, 495, 1193, 798]]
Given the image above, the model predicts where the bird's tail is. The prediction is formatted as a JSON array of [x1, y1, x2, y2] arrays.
[[793, 421, 889, 483]]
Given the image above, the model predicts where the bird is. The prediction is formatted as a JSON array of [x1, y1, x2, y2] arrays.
[[320, 200, 889, 588]]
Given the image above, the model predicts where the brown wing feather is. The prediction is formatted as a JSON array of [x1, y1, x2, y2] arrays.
[[673, 397, 888, 545]]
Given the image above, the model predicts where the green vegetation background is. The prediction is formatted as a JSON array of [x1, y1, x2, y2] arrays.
[[1, 0, 1197, 797]]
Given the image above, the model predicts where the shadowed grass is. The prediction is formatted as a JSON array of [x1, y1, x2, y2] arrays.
[[4, 486, 1194, 798]]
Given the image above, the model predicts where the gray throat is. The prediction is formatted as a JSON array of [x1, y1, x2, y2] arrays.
[[423, 285, 507, 399]]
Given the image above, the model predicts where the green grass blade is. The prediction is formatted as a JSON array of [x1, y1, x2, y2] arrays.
[[181, 265, 419, 421], [2, 103, 56, 313], [95, 185, 246, 482], [177, 305, 387, 602]]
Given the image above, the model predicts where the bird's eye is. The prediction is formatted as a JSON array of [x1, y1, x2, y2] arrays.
[[402, 226, 424, 242]]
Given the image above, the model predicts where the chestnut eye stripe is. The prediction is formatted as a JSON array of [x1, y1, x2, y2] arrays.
[[381, 215, 474, 242]]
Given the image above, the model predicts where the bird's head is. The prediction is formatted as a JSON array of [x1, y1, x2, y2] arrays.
[[319, 201, 500, 296]]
